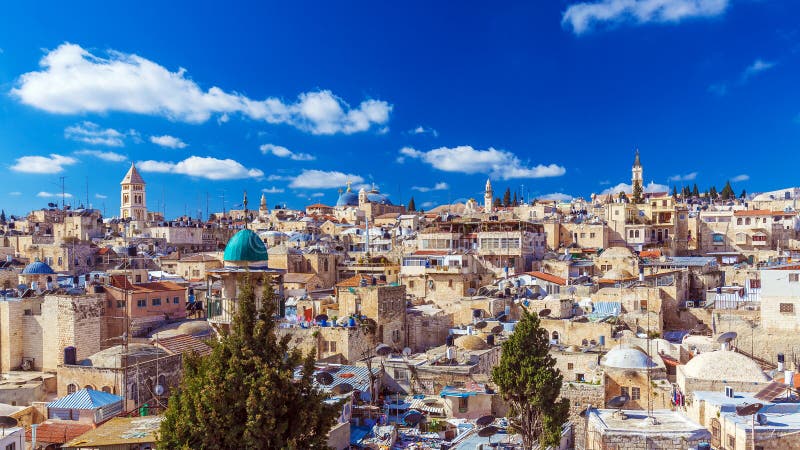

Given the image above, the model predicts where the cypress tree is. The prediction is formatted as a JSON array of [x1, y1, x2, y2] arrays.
[[159, 275, 340, 449], [631, 180, 643, 204], [671, 186, 678, 199], [720, 181, 734, 200], [492, 309, 569, 449], [408, 197, 416, 212], [503, 188, 512, 207], [512, 192, 518, 206], [740, 189, 747, 200], [0, 210, 5, 224], [692, 184, 699, 198]]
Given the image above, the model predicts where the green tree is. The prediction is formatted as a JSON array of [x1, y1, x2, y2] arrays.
[[0, 210, 5, 224], [407, 197, 416, 212], [494, 197, 502, 208], [512, 192, 518, 206], [631, 180, 643, 204], [503, 188, 512, 207], [691, 184, 699, 198], [681, 186, 691, 198], [671, 186, 678, 199], [720, 181, 734, 200], [159, 276, 340, 449], [492, 309, 569, 449], [709, 186, 718, 200]]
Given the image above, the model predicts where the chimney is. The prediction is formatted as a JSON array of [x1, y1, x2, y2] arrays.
[[778, 353, 785, 372]]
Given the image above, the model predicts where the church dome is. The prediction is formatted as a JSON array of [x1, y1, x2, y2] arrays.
[[336, 190, 359, 207], [366, 189, 393, 205], [601, 344, 656, 370], [682, 350, 769, 383], [223, 229, 268, 262], [22, 259, 55, 275]]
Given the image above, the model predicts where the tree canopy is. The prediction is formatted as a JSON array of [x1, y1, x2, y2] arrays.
[[492, 309, 569, 449], [159, 276, 340, 449], [631, 180, 643, 204]]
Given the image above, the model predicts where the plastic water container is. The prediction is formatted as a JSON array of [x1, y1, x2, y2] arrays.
[[348, 317, 356, 327]]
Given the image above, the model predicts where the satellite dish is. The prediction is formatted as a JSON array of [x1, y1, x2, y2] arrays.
[[332, 383, 353, 395], [402, 347, 412, 356], [154, 384, 165, 396], [477, 425, 499, 438], [717, 331, 738, 344], [607, 395, 629, 409], [0, 416, 17, 428], [315, 314, 329, 323], [375, 343, 392, 357], [735, 403, 763, 416], [539, 308, 551, 318], [474, 320, 488, 330], [315, 371, 335, 386], [490, 325, 504, 334], [476, 415, 495, 426]]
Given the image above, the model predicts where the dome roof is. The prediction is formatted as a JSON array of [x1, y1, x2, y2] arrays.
[[682, 350, 769, 383], [603, 268, 635, 280], [22, 259, 55, 275], [601, 344, 657, 370], [366, 190, 393, 205], [223, 229, 268, 262], [601, 246, 634, 258], [336, 190, 359, 207], [455, 335, 489, 351]]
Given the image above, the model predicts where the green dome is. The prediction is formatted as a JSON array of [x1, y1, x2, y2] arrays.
[[223, 229, 268, 262]]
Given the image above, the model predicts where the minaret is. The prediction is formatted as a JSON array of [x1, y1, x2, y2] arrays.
[[484, 178, 493, 212], [632, 149, 643, 188], [259, 193, 268, 215], [120, 163, 147, 221]]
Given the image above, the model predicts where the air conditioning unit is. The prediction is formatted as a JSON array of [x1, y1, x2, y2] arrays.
[[685, 301, 695, 308]]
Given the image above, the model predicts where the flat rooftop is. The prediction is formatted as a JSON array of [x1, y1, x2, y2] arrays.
[[589, 409, 709, 440]]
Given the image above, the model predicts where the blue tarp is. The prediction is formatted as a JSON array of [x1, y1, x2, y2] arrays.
[[588, 301, 621, 321]]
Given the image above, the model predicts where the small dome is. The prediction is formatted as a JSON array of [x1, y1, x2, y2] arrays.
[[336, 191, 359, 207], [600, 247, 635, 258], [601, 344, 656, 370], [22, 259, 55, 275], [223, 229, 268, 262], [455, 335, 488, 351], [366, 190, 393, 205], [682, 350, 769, 383], [603, 268, 634, 280]]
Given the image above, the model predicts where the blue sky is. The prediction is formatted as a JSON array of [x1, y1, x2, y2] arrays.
[[1, 0, 799, 217]]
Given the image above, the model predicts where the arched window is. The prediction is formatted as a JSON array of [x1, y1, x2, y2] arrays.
[[737, 218, 742, 225], [101, 386, 112, 393], [84, 385, 95, 391], [551, 331, 559, 342], [67, 383, 77, 394], [745, 218, 751, 225]]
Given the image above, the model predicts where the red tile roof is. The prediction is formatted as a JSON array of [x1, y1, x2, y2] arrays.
[[413, 250, 449, 256], [306, 203, 332, 209], [525, 271, 566, 286], [640, 249, 662, 258], [26, 421, 93, 444], [733, 209, 772, 217], [153, 333, 212, 356], [107, 277, 185, 293], [336, 274, 387, 288]]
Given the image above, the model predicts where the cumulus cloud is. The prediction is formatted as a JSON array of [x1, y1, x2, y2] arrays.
[[37, 191, 73, 198], [421, 201, 436, 209], [311, 192, 325, 198], [412, 182, 449, 192], [150, 135, 187, 149], [137, 156, 264, 180], [74, 149, 127, 162], [399, 146, 565, 180], [409, 126, 438, 137], [64, 121, 127, 146], [259, 143, 315, 161], [261, 187, 285, 194], [668, 172, 698, 182], [289, 169, 364, 189], [95, 193, 108, 199], [742, 59, 775, 81], [711, 58, 776, 96], [600, 181, 669, 195], [731, 174, 749, 182], [11, 154, 77, 174], [13, 43, 392, 134], [562, 0, 728, 35], [538, 193, 574, 202]]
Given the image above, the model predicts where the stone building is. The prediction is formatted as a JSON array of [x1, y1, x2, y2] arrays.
[[600, 344, 672, 410], [760, 266, 800, 332], [676, 348, 771, 396], [336, 276, 406, 349], [585, 408, 710, 450], [119, 163, 147, 222]]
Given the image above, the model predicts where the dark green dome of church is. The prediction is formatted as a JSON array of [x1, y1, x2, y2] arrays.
[[223, 229, 268, 262]]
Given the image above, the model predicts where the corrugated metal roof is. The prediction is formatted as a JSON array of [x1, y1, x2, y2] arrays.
[[47, 388, 123, 410]]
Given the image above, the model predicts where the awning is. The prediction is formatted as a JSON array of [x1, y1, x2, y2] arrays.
[[410, 399, 445, 415]]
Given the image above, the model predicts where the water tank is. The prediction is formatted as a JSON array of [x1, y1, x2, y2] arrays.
[[778, 353, 785, 371], [697, 443, 711, 450], [472, 309, 482, 318], [446, 347, 455, 360], [64, 346, 77, 365], [599, 336, 606, 347], [446, 334, 455, 347]]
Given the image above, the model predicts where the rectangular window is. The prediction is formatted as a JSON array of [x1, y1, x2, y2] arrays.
[[329, 341, 336, 352], [790, 273, 800, 283], [458, 396, 468, 413], [174, 296, 179, 304], [117, 300, 125, 308], [779, 303, 794, 314], [728, 435, 735, 448], [152, 298, 161, 306], [137, 299, 146, 308], [631, 387, 640, 400], [567, 363, 574, 370], [6, 442, 16, 450], [620, 387, 629, 398]]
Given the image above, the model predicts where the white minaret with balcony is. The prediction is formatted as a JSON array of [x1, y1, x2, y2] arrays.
[[632, 149, 643, 188], [484, 178, 493, 212]]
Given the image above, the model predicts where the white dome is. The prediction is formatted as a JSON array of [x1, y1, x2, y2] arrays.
[[600, 247, 634, 258], [682, 350, 769, 383], [601, 344, 656, 370], [603, 268, 634, 280]]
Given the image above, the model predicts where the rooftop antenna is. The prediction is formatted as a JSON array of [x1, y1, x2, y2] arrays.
[[60, 176, 67, 209], [243, 191, 249, 230]]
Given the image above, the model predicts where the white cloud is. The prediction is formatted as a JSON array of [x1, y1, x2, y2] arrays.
[[13, 43, 392, 134], [538, 193, 574, 202], [259, 143, 315, 161], [311, 192, 325, 198], [400, 145, 565, 180], [9, 192, 22, 196], [742, 59, 775, 81], [37, 191, 73, 198], [95, 193, 108, 199], [668, 172, 698, 182], [261, 187, 285, 194], [137, 156, 264, 180], [421, 201, 435, 209], [600, 181, 670, 195], [11, 153, 77, 174], [267, 174, 290, 181], [150, 135, 187, 149], [64, 121, 127, 146], [74, 149, 127, 162], [731, 174, 749, 182], [289, 170, 364, 189], [412, 182, 449, 192], [563, 0, 728, 35], [409, 126, 438, 137]]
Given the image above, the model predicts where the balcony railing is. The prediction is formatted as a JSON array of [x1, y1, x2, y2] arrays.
[[207, 296, 235, 324]]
